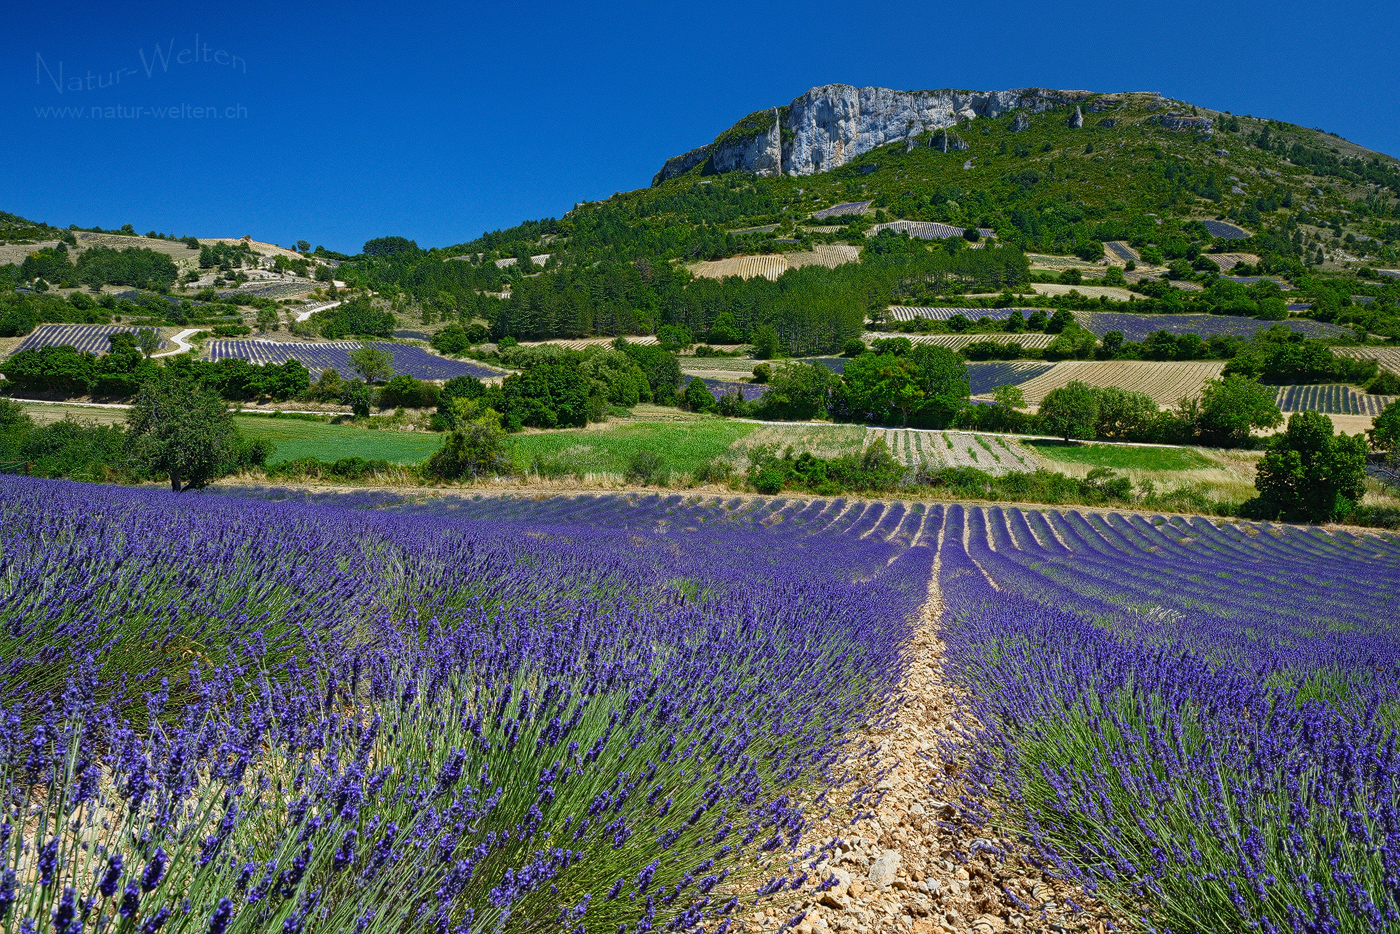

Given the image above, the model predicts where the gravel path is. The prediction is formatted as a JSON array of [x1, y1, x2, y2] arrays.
[[150, 327, 206, 358], [736, 538, 1116, 934]]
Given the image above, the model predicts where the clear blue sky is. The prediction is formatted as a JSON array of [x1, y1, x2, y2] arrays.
[[2, 1, 1395, 254]]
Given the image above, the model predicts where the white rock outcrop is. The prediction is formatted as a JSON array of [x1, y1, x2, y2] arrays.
[[653, 84, 1096, 184]]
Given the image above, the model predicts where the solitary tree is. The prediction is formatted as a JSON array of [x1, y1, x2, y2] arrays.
[[1370, 399, 1400, 456], [348, 346, 394, 383], [126, 375, 241, 491], [1037, 381, 1100, 442], [751, 325, 781, 360], [1196, 375, 1282, 447], [1253, 411, 1367, 522]]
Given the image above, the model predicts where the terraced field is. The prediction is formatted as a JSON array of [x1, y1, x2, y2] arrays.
[[1074, 311, 1347, 341], [1274, 384, 1397, 416], [806, 198, 868, 218], [1103, 241, 1140, 263], [208, 340, 503, 380], [885, 306, 1040, 322], [966, 361, 1056, 395], [1333, 346, 1400, 376], [877, 332, 1056, 352], [687, 244, 859, 281], [863, 427, 1033, 474], [1223, 275, 1292, 289], [688, 254, 788, 280], [867, 220, 995, 240], [518, 335, 660, 351], [784, 243, 862, 270], [15, 324, 169, 355], [1016, 359, 1226, 406], [696, 377, 766, 400], [809, 200, 871, 219], [1203, 252, 1261, 271], [1031, 282, 1138, 301], [1026, 253, 1101, 270], [1202, 219, 1251, 239]]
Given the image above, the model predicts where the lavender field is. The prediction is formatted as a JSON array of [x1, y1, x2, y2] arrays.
[[2, 480, 1397, 934], [940, 504, 1400, 933], [0, 479, 930, 934], [1074, 311, 1348, 341], [207, 340, 502, 380]]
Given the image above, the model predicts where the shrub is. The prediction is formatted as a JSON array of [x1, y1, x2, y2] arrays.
[[340, 380, 373, 418], [1044, 324, 1098, 360], [312, 297, 394, 338], [1195, 375, 1282, 447], [329, 456, 393, 479], [756, 362, 836, 421], [0, 304, 38, 337], [1094, 387, 1160, 440], [752, 324, 780, 359], [377, 374, 439, 409], [0, 345, 96, 396], [75, 245, 179, 290], [752, 466, 785, 495], [431, 323, 488, 355], [842, 338, 867, 357], [690, 459, 734, 485], [1367, 370, 1400, 395], [657, 324, 692, 352], [683, 377, 716, 413], [495, 361, 595, 430], [625, 449, 670, 486], [424, 402, 511, 481], [348, 346, 394, 383], [614, 340, 681, 405]]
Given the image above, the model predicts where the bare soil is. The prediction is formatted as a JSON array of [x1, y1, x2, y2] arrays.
[[731, 552, 1118, 933]]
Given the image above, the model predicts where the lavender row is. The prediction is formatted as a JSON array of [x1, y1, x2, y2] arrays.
[[0, 478, 933, 934], [207, 340, 501, 381], [938, 503, 1400, 933]]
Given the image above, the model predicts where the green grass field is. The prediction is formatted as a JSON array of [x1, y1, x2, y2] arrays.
[[1027, 440, 1213, 471], [236, 416, 444, 464], [512, 419, 754, 477]]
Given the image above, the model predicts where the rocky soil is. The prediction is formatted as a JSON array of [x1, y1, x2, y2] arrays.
[[732, 566, 1121, 934]]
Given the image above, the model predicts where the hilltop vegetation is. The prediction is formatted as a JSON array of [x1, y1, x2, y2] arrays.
[[330, 90, 1400, 351]]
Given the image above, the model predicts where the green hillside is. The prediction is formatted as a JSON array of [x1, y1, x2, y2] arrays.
[[5, 90, 1400, 355], [327, 91, 1400, 352]]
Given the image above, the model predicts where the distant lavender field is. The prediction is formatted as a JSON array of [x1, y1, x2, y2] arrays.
[[696, 377, 766, 401], [209, 340, 502, 380], [1075, 312, 1347, 341]]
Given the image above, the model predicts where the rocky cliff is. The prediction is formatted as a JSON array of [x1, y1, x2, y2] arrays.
[[653, 84, 1099, 185]]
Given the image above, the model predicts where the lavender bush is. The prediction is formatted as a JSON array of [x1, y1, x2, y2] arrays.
[[937, 504, 1400, 933], [0, 479, 933, 933]]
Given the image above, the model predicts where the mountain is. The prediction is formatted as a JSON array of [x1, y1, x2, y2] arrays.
[[8, 84, 1400, 354], [652, 83, 1395, 187], [654, 85, 1099, 183]]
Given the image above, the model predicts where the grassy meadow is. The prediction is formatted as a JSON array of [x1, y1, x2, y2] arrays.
[[235, 414, 444, 464]]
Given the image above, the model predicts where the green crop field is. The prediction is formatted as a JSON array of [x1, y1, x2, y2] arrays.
[[236, 416, 444, 464], [1027, 440, 1213, 471], [511, 419, 754, 477]]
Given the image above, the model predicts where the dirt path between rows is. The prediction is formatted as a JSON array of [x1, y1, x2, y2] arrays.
[[739, 553, 1118, 934]]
